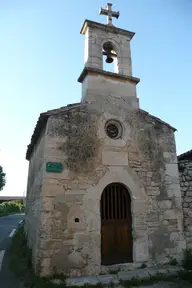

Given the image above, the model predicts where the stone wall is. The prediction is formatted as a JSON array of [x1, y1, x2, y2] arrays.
[[178, 160, 192, 248], [127, 109, 185, 264], [37, 104, 105, 276], [25, 127, 46, 271], [31, 100, 185, 277]]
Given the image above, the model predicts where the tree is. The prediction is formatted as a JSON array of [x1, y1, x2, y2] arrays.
[[0, 166, 6, 191]]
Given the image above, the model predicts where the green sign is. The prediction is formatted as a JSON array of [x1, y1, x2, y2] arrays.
[[46, 162, 63, 173]]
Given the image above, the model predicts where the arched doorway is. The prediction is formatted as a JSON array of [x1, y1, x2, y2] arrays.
[[100, 183, 133, 265]]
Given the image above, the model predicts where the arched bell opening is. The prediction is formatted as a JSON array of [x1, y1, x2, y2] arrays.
[[102, 41, 118, 73], [100, 182, 133, 265]]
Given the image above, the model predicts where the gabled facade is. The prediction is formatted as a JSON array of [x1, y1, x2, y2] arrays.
[[25, 3, 185, 277]]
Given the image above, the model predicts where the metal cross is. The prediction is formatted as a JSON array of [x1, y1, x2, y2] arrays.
[[99, 3, 120, 25]]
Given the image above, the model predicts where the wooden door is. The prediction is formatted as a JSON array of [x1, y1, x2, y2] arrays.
[[101, 183, 133, 265]]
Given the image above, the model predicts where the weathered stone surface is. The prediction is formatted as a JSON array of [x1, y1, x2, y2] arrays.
[[145, 267, 158, 276], [178, 159, 192, 249], [164, 210, 176, 220], [159, 200, 172, 209], [102, 151, 128, 166], [188, 170, 192, 177], [157, 267, 170, 274], [182, 186, 188, 192], [118, 269, 149, 281], [167, 266, 183, 275], [185, 197, 192, 203], [51, 279, 64, 285], [64, 267, 189, 287], [66, 276, 99, 286], [68, 252, 86, 268], [25, 128, 46, 266], [98, 274, 119, 284]]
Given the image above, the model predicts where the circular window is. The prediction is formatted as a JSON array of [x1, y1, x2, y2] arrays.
[[105, 120, 122, 139]]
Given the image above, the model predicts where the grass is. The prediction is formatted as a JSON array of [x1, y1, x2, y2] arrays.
[[120, 271, 192, 287], [120, 273, 173, 287], [178, 270, 192, 283]]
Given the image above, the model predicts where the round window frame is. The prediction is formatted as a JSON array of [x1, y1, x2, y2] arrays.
[[105, 120, 123, 140]]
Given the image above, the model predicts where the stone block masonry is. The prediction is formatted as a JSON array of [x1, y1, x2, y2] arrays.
[[25, 126, 46, 271], [64, 265, 183, 286], [178, 159, 192, 248], [25, 101, 185, 277]]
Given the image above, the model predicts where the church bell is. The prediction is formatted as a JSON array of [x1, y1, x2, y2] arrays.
[[103, 41, 114, 64], [105, 52, 114, 64]]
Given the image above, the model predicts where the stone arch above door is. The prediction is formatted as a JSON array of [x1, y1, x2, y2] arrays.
[[83, 166, 147, 202], [83, 166, 149, 266]]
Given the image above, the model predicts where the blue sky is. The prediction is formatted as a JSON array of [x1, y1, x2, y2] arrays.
[[0, 0, 191, 196]]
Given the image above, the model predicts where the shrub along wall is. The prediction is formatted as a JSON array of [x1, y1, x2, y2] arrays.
[[0, 200, 24, 217]]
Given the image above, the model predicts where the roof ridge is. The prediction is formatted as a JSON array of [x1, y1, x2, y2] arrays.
[[139, 108, 177, 132], [178, 149, 192, 160]]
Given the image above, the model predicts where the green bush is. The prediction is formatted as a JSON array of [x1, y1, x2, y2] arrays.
[[182, 248, 192, 270], [0, 200, 24, 217]]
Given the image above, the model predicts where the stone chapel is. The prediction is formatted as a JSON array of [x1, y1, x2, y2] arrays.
[[25, 3, 186, 277]]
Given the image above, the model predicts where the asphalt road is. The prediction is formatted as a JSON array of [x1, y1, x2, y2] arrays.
[[0, 214, 25, 288]]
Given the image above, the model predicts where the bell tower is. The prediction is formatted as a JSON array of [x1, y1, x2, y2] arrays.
[[78, 3, 140, 109]]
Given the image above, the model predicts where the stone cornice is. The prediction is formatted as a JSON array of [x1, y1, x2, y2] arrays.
[[78, 67, 140, 85], [80, 19, 135, 40]]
